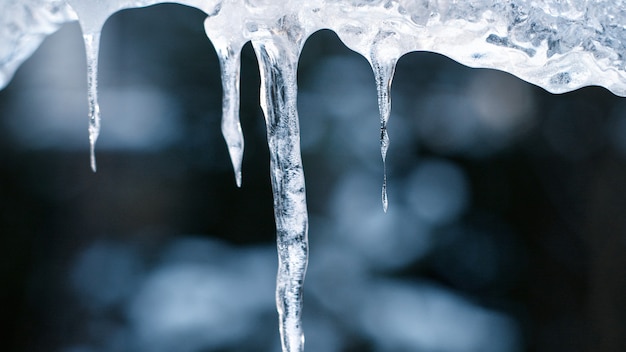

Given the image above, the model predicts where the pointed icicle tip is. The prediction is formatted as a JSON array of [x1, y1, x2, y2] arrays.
[[211, 38, 245, 189], [88, 101, 100, 173], [235, 171, 242, 188], [90, 149, 97, 172]]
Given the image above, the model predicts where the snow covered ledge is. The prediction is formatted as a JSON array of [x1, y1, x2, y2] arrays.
[[2, 1, 626, 352]]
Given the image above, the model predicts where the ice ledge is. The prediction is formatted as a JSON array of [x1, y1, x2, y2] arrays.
[[2, 0, 626, 95]]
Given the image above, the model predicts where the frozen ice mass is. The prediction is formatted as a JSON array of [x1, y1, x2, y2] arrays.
[[2, 0, 626, 351]]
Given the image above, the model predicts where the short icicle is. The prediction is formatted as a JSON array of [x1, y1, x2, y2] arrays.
[[214, 42, 245, 187], [252, 36, 308, 352], [84, 32, 102, 172], [370, 54, 397, 212]]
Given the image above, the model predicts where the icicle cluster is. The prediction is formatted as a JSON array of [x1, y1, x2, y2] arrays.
[[3, 1, 626, 351]]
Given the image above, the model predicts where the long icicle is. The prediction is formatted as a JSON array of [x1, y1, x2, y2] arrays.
[[252, 36, 308, 352], [370, 54, 397, 212]]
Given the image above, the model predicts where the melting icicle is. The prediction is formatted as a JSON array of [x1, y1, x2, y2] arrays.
[[65, 0, 112, 172], [83, 32, 101, 172], [67, 0, 174, 172], [369, 53, 397, 213], [337, 25, 401, 212], [218, 49, 244, 187], [215, 43, 244, 187], [252, 29, 308, 352], [205, 28, 246, 187]]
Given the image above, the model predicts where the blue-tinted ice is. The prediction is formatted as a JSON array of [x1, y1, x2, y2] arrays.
[[3, 1, 626, 351]]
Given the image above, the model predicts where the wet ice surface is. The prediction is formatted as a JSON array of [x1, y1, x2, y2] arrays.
[[3, 1, 626, 351], [253, 33, 309, 351]]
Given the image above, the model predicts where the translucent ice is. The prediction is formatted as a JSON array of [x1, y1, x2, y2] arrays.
[[5, 1, 626, 94], [211, 38, 244, 187], [0, 0, 77, 89], [253, 31, 309, 352], [203, 10, 248, 187], [370, 56, 396, 212], [83, 31, 100, 171], [3, 1, 626, 351]]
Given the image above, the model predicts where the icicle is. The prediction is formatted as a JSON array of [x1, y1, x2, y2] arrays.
[[207, 34, 245, 187], [83, 31, 101, 172], [369, 53, 397, 213], [219, 48, 244, 187], [66, 0, 111, 172], [252, 32, 308, 352]]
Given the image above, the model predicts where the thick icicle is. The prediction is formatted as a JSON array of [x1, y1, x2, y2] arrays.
[[208, 37, 245, 187], [252, 33, 308, 352], [369, 54, 397, 213], [83, 32, 101, 172]]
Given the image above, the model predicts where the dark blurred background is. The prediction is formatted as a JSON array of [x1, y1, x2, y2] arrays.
[[1, 4, 625, 352]]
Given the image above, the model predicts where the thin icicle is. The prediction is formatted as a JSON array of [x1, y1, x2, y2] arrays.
[[84, 31, 101, 172], [214, 42, 244, 187], [252, 34, 308, 352], [370, 54, 397, 212], [66, 0, 111, 172]]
